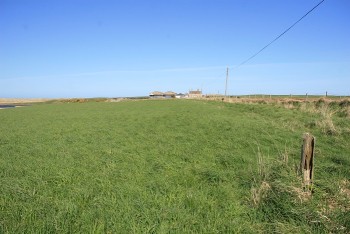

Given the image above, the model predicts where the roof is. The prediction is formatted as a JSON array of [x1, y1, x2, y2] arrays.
[[150, 91, 164, 96], [164, 91, 176, 95]]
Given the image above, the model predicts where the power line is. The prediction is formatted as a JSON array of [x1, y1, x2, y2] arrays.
[[236, 0, 326, 68]]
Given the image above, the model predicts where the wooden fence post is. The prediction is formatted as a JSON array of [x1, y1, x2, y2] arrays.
[[301, 133, 315, 192]]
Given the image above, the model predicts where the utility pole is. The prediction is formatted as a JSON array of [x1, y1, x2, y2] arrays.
[[225, 67, 229, 99]]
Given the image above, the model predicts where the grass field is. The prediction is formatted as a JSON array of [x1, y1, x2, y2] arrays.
[[1, 99, 349, 233]]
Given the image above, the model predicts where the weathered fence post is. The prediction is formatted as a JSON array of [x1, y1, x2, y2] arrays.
[[300, 133, 315, 192]]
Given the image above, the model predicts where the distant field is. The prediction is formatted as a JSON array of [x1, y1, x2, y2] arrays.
[[0, 99, 349, 233], [0, 98, 53, 104]]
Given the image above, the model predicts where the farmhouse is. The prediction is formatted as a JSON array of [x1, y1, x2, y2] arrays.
[[188, 90, 203, 98]]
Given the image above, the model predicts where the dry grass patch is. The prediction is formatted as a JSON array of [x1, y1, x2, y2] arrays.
[[251, 181, 271, 206], [340, 179, 350, 200], [289, 186, 312, 203], [317, 105, 339, 135]]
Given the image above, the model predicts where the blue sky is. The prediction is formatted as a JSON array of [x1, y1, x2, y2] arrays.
[[1, 0, 349, 98]]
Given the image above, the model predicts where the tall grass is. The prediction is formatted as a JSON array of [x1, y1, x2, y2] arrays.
[[0, 99, 349, 233]]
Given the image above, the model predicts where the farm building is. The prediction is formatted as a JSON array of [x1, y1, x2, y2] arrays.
[[149, 91, 177, 98], [188, 90, 203, 98], [149, 91, 165, 98], [175, 93, 186, 99], [164, 91, 176, 98]]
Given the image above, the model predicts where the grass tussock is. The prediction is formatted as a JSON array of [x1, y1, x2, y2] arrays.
[[316, 104, 339, 135], [342, 106, 350, 119], [275, 98, 348, 136], [251, 181, 271, 206]]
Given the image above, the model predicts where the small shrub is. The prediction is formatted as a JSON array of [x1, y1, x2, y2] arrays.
[[257, 100, 267, 104], [329, 101, 339, 109], [315, 98, 327, 109], [339, 100, 350, 108]]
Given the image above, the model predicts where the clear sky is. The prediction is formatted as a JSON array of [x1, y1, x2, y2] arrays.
[[1, 0, 349, 98]]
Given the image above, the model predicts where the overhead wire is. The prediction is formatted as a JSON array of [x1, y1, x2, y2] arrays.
[[234, 0, 326, 69]]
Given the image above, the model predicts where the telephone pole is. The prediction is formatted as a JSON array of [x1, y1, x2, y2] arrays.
[[225, 67, 229, 99]]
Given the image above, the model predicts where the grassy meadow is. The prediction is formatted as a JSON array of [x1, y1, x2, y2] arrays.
[[0, 99, 349, 233]]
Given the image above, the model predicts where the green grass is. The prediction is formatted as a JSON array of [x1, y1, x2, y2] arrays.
[[1, 99, 349, 233]]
